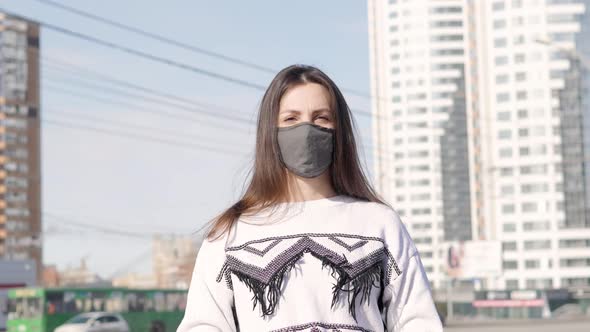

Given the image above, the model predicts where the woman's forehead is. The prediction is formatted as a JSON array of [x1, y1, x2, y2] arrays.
[[279, 83, 332, 112]]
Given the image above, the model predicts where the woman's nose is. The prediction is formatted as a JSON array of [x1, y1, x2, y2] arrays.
[[299, 114, 313, 123]]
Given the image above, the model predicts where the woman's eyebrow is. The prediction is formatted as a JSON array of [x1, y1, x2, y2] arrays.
[[281, 108, 331, 113]]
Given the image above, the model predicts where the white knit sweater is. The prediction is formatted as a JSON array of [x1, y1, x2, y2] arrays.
[[177, 195, 443, 332]]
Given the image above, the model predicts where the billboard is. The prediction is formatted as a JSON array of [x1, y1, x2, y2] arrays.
[[444, 240, 501, 279], [473, 290, 545, 308]]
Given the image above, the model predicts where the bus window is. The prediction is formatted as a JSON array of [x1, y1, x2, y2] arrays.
[[7, 298, 41, 319], [84, 297, 92, 312], [126, 293, 138, 312], [106, 292, 124, 312], [91, 293, 106, 312], [154, 292, 166, 312], [46, 292, 64, 314], [135, 293, 146, 312], [64, 292, 77, 313]]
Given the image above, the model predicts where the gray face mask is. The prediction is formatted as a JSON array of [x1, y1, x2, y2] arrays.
[[277, 122, 334, 178]]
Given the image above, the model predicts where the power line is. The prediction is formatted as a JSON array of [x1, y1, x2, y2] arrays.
[[0, 8, 267, 89], [43, 213, 156, 239], [43, 83, 255, 134], [41, 56, 256, 122], [43, 69, 255, 125], [32, 0, 277, 74], [30, 0, 377, 100], [1, 8, 378, 119], [42, 82, 397, 161], [42, 56, 387, 154], [46, 108, 252, 150], [42, 118, 251, 156]]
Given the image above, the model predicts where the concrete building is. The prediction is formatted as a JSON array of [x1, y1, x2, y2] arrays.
[[152, 235, 200, 289], [0, 12, 42, 283], [368, 0, 590, 290]]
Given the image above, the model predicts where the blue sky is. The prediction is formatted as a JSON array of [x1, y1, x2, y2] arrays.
[[3, 0, 376, 277]]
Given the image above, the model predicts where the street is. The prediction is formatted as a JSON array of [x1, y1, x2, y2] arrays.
[[445, 319, 590, 331]]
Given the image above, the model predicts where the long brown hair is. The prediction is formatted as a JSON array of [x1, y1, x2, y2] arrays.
[[206, 64, 385, 240]]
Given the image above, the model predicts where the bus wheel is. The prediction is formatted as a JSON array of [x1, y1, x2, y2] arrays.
[[149, 320, 165, 332]]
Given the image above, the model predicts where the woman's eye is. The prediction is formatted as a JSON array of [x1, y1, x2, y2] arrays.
[[285, 117, 296, 121]]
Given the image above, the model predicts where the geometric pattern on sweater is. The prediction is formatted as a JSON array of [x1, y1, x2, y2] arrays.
[[269, 321, 374, 332], [215, 233, 402, 321]]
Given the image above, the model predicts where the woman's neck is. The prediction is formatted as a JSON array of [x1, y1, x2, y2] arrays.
[[285, 171, 337, 202]]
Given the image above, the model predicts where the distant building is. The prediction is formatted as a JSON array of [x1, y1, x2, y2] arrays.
[[112, 272, 156, 289], [58, 258, 111, 288], [41, 264, 59, 287], [368, 0, 590, 289], [0, 12, 42, 283], [153, 235, 200, 289]]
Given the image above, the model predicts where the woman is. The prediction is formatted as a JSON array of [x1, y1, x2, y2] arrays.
[[177, 65, 442, 331]]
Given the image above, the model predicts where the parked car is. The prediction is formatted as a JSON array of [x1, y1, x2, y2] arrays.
[[54, 312, 129, 332]]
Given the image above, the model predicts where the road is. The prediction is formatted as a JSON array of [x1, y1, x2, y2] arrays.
[[445, 319, 590, 331]]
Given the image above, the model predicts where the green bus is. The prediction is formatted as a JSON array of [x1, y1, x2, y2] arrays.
[[6, 287, 187, 332]]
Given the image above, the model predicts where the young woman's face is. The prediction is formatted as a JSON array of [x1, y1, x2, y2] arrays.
[[277, 83, 335, 129]]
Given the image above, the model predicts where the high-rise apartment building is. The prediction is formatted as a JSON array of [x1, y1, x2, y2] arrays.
[[369, 0, 590, 289], [0, 12, 42, 283]]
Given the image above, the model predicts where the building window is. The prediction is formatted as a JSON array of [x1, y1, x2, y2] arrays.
[[502, 242, 517, 251], [494, 19, 507, 29], [430, 20, 463, 28], [502, 204, 515, 213], [430, 7, 462, 14], [500, 167, 514, 176], [495, 56, 509, 66], [501, 185, 515, 195], [496, 74, 509, 84], [505, 279, 519, 289], [514, 35, 525, 45], [521, 202, 537, 212], [515, 54, 525, 64], [493, 1, 506, 11], [494, 38, 507, 48], [560, 258, 590, 268], [503, 260, 518, 270], [431, 34, 463, 42], [525, 260, 540, 269], [497, 111, 511, 121], [498, 129, 512, 139], [503, 223, 517, 232], [522, 221, 551, 231], [524, 240, 551, 250], [515, 72, 527, 81], [496, 92, 510, 103], [559, 239, 590, 248], [512, 16, 524, 26], [499, 147, 513, 158]]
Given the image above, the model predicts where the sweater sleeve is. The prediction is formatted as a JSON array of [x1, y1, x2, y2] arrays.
[[177, 236, 237, 332], [381, 209, 443, 332]]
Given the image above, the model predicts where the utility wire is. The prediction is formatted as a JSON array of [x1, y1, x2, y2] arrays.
[[0, 8, 379, 119], [43, 70, 255, 125], [43, 83, 254, 133], [30, 0, 379, 100], [46, 108, 253, 150], [42, 118, 250, 156], [42, 56, 256, 123], [43, 82, 397, 161]]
